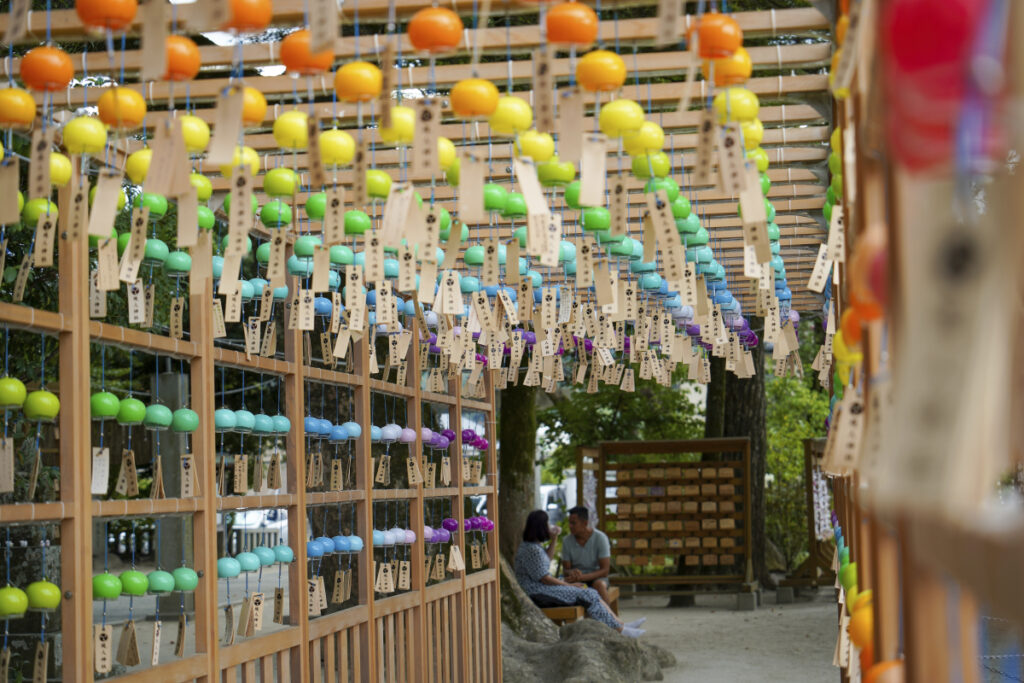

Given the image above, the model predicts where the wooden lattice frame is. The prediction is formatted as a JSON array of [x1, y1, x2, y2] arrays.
[[0, 178, 502, 682]]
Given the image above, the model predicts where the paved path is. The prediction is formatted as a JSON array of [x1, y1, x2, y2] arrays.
[[619, 590, 838, 683]]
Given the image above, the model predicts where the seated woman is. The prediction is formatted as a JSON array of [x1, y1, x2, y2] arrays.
[[514, 510, 645, 638]]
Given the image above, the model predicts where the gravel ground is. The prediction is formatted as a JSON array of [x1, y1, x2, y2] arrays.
[[618, 589, 838, 683]]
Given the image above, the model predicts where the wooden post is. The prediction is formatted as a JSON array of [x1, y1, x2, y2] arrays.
[[283, 280, 311, 683], [189, 235, 219, 681], [57, 164, 93, 681]]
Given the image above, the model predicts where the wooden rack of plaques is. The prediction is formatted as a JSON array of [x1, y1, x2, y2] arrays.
[[595, 438, 753, 590], [0, 175, 501, 682]]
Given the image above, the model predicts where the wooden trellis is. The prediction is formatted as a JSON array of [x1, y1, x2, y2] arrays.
[[0, 4, 833, 313], [0, 184, 501, 681]]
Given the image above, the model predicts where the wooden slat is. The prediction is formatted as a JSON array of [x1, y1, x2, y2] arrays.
[[0, 502, 69, 523], [388, 613, 398, 683], [242, 659, 257, 683], [91, 654, 209, 683], [0, 302, 66, 333], [261, 654, 275, 683], [279, 647, 292, 683], [1, 5, 828, 46], [310, 635, 323, 683], [340, 628, 350, 683], [92, 497, 202, 517], [396, 611, 407, 683], [440, 597, 450, 682], [219, 630, 303, 668]]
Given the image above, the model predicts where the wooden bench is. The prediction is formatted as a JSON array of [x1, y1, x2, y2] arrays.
[[541, 606, 585, 625], [606, 585, 620, 615]]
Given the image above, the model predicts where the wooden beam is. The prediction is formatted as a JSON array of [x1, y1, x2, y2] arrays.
[[0, 6, 828, 44]]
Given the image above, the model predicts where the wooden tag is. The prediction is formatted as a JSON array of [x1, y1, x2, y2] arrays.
[[532, 46, 555, 133], [173, 184, 200, 247], [125, 279, 145, 325], [33, 210, 57, 268], [9, 253, 28, 304], [407, 455, 423, 485], [90, 446, 110, 495], [273, 587, 285, 624], [331, 571, 345, 603], [310, 245, 331, 293], [381, 182, 415, 249], [251, 592, 266, 632], [441, 456, 452, 485], [609, 177, 629, 236], [115, 449, 140, 497], [432, 554, 447, 581], [88, 169, 124, 237], [556, 89, 584, 163], [207, 87, 244, 167], [0, 648, 9, 680], [353, 137, 370, 207], [447, 544, 466, 572], [740, 167, 771, 262], [116, 620, 141, 667], [150, 620, 162, 667], [28, 127, 52, 200], [826, 206, 846, 262], [391, 245, 414, 293], [471, 543, 482, 569], [139, 0, 169, 80], [579, 133, 608, 207], [307, 579, 322, 617], [2, 0, 30, 44], [0, 437, 14, 497], [295, 289, 314, 331], [168, 296, 185, 339], [318, 188, 345, 246], [94, 624, 113, 674], [119, 206, 148, 284], [397, 560, 411, 590], [180, 453, 197, 497], [807, 243, 831, 293], [141, 283, 155, 329], [412, 99, 442, 177], [223, 603, 237, 645], [0, 159, 21, 225], [379, 40, 397, 128], [374, 454, 389, 485], [307, 116, 326, 189], [266, 450, 282, 489], [32, 641, 49, 683], [716, 123, 747, 195], [158, 615, 180, 661], [655, 0, 681, 45], [224, 287, 243, 324], [457, 152, 487, 224]]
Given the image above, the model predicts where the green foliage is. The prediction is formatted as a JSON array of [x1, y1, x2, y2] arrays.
[[536, 369, 704, 479], [764, 368, 828, 570]]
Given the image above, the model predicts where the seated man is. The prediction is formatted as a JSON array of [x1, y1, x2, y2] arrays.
[[561, 506, 613, 605]]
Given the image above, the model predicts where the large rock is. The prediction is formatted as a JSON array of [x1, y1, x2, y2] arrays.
[[502, 620, 676, 683], [499, 555, 676, 682], [499, 555, 559, 644]]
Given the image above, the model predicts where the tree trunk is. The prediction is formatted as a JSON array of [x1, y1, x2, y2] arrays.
[[498, 383, 538, 561], [667, 356, 729, 607], [704, 355, 727, 439], [723, 316, 770, 587]]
